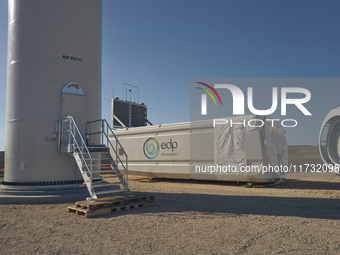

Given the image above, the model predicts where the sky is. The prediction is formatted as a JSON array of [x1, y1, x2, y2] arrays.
[[1, 0, 340, 150]]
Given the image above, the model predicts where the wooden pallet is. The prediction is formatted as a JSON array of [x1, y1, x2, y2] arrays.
[[67, 194, 155, 218]]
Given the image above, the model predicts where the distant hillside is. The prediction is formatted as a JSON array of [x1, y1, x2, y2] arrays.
[[288, 145, 323, 165], [0, 151, 4, 169]]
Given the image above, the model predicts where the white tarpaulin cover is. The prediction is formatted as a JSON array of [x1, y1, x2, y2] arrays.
[[214, 115, 288, 175]]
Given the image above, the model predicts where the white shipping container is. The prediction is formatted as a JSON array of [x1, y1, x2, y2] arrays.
[[110, 115, 288, 183]]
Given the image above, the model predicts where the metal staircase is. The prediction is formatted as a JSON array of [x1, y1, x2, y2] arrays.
[[57, 117, 129, 201]]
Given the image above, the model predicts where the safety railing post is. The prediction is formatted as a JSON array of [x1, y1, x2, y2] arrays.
[[68, 122, 71, 153], [126, 155, 128, 185], [116, 139, 118, 165], [57, 121, 61, 152], [106, 124, 109, 147], [90, 157, 93, 196], [102, 120, 104, 145], [73, 121, 76, 152]]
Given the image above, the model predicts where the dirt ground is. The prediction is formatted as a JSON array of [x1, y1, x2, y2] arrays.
[[288, 146, 323, 166], [0, 175, 340, 255]]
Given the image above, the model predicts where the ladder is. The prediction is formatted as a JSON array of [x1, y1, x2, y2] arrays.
[[57, 117, 129, 201]]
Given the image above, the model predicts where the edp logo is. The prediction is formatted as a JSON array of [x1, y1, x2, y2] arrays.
[[143, 138, 178, 159], [161, 138, 178, 152]]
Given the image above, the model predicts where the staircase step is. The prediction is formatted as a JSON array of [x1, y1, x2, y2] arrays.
[[88, 164, 114, 167], [95, 188, 129, 195], [101, 163, 116, 166], [87, 147, 110, 153], [84, 151, 110, 156], [98, 176, 124, 180], [83, 161, 116, 166], [85, 152, 110, 155], [81, 158, 116, 165], [101, 163, 116, 167], [100, 163, 116, 167], [93, 170, 117, 173], [100, 162, 117, 167], [100, 160, 114, 164], [92, 181, 122, 188], [76, 147, 107, 151], [92, 175, 119, 179], [80, 159, 101, 163], [83, 158, 114, 162]]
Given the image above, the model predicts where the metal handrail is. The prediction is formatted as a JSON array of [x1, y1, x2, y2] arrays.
[[57, 116, 95, 198], [86, 119, 128, 185]]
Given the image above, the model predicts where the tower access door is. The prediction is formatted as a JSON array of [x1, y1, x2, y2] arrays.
[[61, 82, 86, 136]]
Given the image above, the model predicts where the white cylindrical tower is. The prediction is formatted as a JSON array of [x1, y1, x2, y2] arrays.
[[3, 0, 102, 189]]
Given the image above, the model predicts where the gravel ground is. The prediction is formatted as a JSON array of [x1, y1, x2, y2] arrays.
[[1, 176, 340, 254]]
